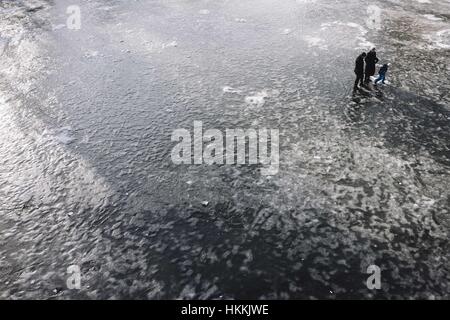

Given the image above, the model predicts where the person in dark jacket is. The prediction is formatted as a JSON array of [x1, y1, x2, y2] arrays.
[[375, 63, 389, 85], [354, 52, 366, 89], [364, 48, 379, 83]]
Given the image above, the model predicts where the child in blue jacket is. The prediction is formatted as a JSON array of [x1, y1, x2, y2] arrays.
[[375, 64, 389, 85]]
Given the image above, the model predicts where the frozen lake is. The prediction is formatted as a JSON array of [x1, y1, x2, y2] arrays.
[[0, 0, 449, 299]]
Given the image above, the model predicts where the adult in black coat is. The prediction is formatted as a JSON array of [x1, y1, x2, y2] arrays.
[[364, 48, 379, 83], [354, 52, 366, 89]]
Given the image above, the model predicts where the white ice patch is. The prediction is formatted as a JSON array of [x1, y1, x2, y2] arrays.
[[282, 28, 292, 35], [425, 29, 450, 49], [140, 39, 179, 53], [245, 91, 269, 107], [244, 89, 279, 107], [415, 0, 431, 3], [321, 21, 368, 35], [356, 37, 375, 50], [222, 86, 242, 94], [42, 126, 75, 145], [54, 128, 75, 145], [84, 50, 99, 59], [199, 9, 210, 15], [422, 14, 443, 21], [321, 21, 373, 50], [163, 40, 178, 48], [235, 18, 247, 23], [302, 36, 328, 50], [346, 22, 368, 35]]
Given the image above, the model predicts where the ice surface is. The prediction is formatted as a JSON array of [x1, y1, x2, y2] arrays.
[[0, 0, 449, 300]]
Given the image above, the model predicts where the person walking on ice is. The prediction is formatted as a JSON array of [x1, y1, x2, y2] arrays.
[[364, 48, 379, 84], [354, 52, 366, 90], [374, 63, 389, 85]]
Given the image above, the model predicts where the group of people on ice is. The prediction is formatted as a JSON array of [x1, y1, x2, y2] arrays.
[[354, 48, 389, 90]]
